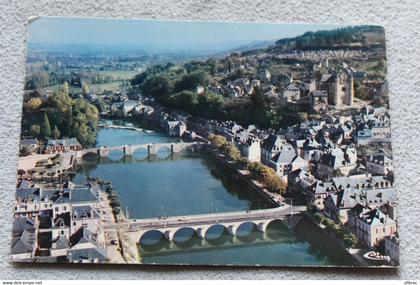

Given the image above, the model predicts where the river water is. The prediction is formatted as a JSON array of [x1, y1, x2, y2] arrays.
[[73, 122, 354, 266]]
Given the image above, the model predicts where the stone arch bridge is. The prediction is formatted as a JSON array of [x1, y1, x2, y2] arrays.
[[104, 205, 305, 243], [79, 142, 200, 158]]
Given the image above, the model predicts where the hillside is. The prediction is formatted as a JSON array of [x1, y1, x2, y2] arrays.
[[271, 25, 385, 52], [130, 25, 387, 129]]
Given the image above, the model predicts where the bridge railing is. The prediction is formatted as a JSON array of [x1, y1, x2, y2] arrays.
[[125, 204, 295, 224]]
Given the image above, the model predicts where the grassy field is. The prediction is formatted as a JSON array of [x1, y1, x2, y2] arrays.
[[39, 81, 126, 95]]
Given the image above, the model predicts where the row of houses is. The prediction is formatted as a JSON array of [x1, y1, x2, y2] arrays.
[[12, 181, 107, 263], [186, 105, 397, 260], [20, 138, 83, 156]]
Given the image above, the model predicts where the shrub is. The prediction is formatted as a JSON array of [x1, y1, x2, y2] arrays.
[[343, 233, 358, 248], [313, 213, 324, 224]]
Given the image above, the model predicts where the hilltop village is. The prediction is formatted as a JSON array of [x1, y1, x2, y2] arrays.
[[14, 26, 397, 265]]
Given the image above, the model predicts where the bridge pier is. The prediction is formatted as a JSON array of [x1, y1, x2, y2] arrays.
[[227, 224, 238, 236], [164, 230, 174, 241], [148, 144, 157, 156], [196, 226, 211, 239], [99, 147, 110, 158], [123, 145, 133, 156], [257, 222, 269, 233], [172, 143, 180, 153], [196, 228, 206, 239]]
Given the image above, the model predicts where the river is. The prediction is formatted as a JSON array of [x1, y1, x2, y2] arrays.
[[73, 121, 355, 266]]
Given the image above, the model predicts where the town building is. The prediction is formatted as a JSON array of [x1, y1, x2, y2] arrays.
[[319, 68, 354, 107], [348, 206, 397, 248], [167, 121, 187, 137], [20, 138, 39, 155], [45, 138, 82, 154], [366, 152, 393, 175]]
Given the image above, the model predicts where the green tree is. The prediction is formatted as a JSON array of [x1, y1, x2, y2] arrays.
[[41, 112, 51, 137], [82, 81, 90, 95], [343, 233, 358, 248], [170, 91, 198, 113], [141, 74, 172, 102], [208, 134, 228, 149], [174, 70, 209, 92], [225, 143, 241, 161], [62, 81, 70, 95], [52, 125, 61, 139], [93, 97, 107, 113], [250, 86, 265, 107], [30, 124, 41, 137]]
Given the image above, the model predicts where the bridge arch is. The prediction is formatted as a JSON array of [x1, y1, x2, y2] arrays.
[[155, 144, 173, 158], [132, 145, 149, 160], [204, 224, 227, 240], [107, 148, 125, 161], [235, 221, 259, 237], [172, 226, 197, 243], [82, 151, 99, 159], [139, 229, 165, 246]]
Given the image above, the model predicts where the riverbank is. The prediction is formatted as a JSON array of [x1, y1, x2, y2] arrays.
[[204, 146, 281, 209], [293, 213, 365, 267], [72, 121, 356, 266]]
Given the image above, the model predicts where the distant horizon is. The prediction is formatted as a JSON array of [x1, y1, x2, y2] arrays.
[[28, 17, 349, 52]]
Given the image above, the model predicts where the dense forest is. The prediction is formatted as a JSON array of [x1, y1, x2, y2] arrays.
[[21, 82, 99, 146]]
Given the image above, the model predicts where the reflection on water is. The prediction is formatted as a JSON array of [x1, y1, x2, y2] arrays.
[[138, 221, 336, 266], [74, 151, 274, 219]]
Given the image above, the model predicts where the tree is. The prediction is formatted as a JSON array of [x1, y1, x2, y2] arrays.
[[82, 81, 90, 95], [174, 70, 209, 92], [343, 233, 358, 248], [62, 81, 70, 95], [30, 124, 41, 137], [250, 86, 265, 107], [27, 97, 43, 110], [264, 173, 287, 194], [41, 112, 51, 137], [313, 213, 325, 224], [170, 91, 198, 113], [93, 97, 107, 113], [225, 143, 241, 161], [141, 74, 171, 102], [208, 134, 228, 149], [52, 125, 61, 139]]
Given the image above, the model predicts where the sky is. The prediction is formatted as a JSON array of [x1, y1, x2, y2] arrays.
[[28, 17, 347, 52]]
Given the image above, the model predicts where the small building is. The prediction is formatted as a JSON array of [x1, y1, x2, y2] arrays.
[[371, 120, 392, 143], [317, 146, 357, 179], [241, 136, 261, 162], [356, 128, 372, 146], [309, 90, 328, 112], [282, 83, 300, 103], [349, 206, 397, 248], [167, 121, 187, 137], [45, 138, 82, 154], [196, 85, 205, 95], [11, 217, 37, 261], [324, 188, 359, 224], [269, 143, 306, 181], [366, 152, 393, 175], [20, 138, 39, 154], [261, 134, 286, 164]]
